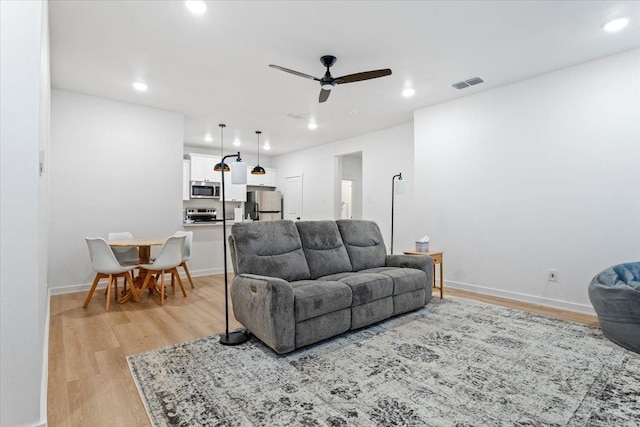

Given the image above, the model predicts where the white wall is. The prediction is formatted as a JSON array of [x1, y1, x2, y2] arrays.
[[273, 123, 416, 252], [49, 90, 184, 291], [414, 48, 640, 313], [0, 1, 50, 425]]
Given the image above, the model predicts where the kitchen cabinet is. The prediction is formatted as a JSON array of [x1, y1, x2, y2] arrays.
[[222, 183, 247, 202], [182, 160, 190, 201], [247, 167, 277, 187], [187, 153, 220, 182]]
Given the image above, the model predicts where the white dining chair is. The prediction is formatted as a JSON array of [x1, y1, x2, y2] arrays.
[[108, 231, 140, 296], [84, 237, 140, 312], [173, 231, 195, 288], [139, 235, 186, 305], [108, 231, 140, 265]]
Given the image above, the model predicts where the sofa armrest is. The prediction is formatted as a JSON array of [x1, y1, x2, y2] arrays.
[[230, 274, 296, 354], [385, 254, 434, 289]]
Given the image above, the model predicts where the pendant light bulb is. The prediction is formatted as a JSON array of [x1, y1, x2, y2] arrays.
[[214, 123, 230, 172], [251, 130, 266, 175]]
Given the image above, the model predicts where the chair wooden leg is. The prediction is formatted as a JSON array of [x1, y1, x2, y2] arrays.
[[83, 274, 102, 308], [122, 271, 129, 295], [182, 261, 195, 289], [160, 271, 165, 305], [173, 268, 187, 297], [105, 274, 113, 312], [171, 272, 175, 295], [125, 272, 140, 302]]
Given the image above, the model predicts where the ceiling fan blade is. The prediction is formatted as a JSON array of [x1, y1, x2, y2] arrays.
[[335, 69, 392, 84], [319, 88, 331, 103], [269, 64, 320, 81]]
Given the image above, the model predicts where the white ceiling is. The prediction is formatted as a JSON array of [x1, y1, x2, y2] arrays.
[[49, 1, 640, 156]]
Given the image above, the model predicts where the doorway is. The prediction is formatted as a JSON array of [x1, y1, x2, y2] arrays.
[[341, 180, 353, 219], [334, 152, 362, 220], [284, 175, 303, 221]]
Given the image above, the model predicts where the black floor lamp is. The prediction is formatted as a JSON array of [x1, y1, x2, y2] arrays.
[[391, 172, 405, 254], [217, 126, 250, 346]]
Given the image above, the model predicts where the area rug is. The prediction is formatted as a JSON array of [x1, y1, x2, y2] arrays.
[[128, 297, 640, 426]]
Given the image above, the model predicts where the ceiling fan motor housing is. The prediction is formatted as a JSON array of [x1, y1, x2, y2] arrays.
[[320, 55, 337, 68]]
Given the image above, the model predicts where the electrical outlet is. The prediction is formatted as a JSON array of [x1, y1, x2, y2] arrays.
[[548, 269, 558, 282]]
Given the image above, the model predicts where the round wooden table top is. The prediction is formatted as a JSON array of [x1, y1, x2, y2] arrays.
[[108, 237, 166, 247]]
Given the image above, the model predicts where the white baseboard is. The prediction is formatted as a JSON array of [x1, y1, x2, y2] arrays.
[[48, 268, 227, 295], [445, 280, 596, 315], [38, 287, 50, 427]]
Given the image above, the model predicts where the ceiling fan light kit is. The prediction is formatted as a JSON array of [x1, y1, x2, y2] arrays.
[[269, 55, 392, 103]]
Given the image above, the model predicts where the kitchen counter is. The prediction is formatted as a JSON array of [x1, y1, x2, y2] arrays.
[[183, 221, 249, 227]]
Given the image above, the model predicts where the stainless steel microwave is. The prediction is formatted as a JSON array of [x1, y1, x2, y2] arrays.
[[190, 181, 220, 199]]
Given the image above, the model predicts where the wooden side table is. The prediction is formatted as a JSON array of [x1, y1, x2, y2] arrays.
[[403, 250, 444, 299]]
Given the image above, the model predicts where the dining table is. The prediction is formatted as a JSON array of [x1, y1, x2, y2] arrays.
[[108, 237, 166, 304]]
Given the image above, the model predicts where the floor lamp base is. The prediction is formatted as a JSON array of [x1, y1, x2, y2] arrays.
[[220, 330, 250, 346]]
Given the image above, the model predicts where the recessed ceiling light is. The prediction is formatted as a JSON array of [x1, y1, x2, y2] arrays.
[[233, 138, 241, 146], [204, 134, 213, 142], [263, 143, 271, 151], [132, 81, 148, 92], [308, 122, 318, 130], [349, 108, 359, 115], [402, 88, 415, 98], [184, 1, 207, 15], [603, 17, 629, 32]]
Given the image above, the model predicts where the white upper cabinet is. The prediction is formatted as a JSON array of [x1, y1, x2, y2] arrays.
[[187, 153, 220, 182], [247, 167, 277, 187], [222, 183, 247, 202]]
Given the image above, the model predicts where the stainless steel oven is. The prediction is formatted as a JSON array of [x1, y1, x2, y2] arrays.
[[190, 181, 220, 199]]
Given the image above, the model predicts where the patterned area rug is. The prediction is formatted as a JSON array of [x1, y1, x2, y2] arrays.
[[128, 297, 640, 426]]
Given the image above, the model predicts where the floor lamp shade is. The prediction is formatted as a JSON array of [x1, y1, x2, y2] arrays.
[[396, 178, 406, 195], [231, 161, 247, 184]]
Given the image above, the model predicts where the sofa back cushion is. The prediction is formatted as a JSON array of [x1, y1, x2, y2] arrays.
[[231, 220, 311, 281], [336, 220, 387, 271], [296, 221, 353, 279]]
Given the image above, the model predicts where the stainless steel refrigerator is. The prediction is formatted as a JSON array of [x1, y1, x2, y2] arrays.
[[246, 190, 282, 221]]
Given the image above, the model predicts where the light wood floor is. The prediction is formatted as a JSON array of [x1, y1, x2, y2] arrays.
[[47, 276, 598, 426]]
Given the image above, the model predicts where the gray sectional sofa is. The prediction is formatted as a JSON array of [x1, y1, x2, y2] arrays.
[[229, 219, 434, 354]]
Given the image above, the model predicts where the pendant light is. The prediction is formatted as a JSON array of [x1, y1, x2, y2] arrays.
[[251, 131, 266, 175], [213, 124, 230, 172]]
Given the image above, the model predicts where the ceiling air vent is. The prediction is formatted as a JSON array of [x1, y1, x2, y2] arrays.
[[451, 77, 484, 90], [286, 112, 306, 120]]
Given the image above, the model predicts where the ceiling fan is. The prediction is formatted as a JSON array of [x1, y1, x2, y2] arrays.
[[269, 55, 392, 103]]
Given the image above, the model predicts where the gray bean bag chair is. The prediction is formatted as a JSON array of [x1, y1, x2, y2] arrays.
[[588, 262, 640, 353]]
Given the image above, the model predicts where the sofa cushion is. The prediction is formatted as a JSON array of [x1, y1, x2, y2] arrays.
[[324, 273, 393, 306], [361, 267, 427, 295], [290, 280, 352, 322], [336, 220, 387, 271], [317, 272, 357, 281], [296, 221, 353, 279], [231, 220, 311, 282]]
